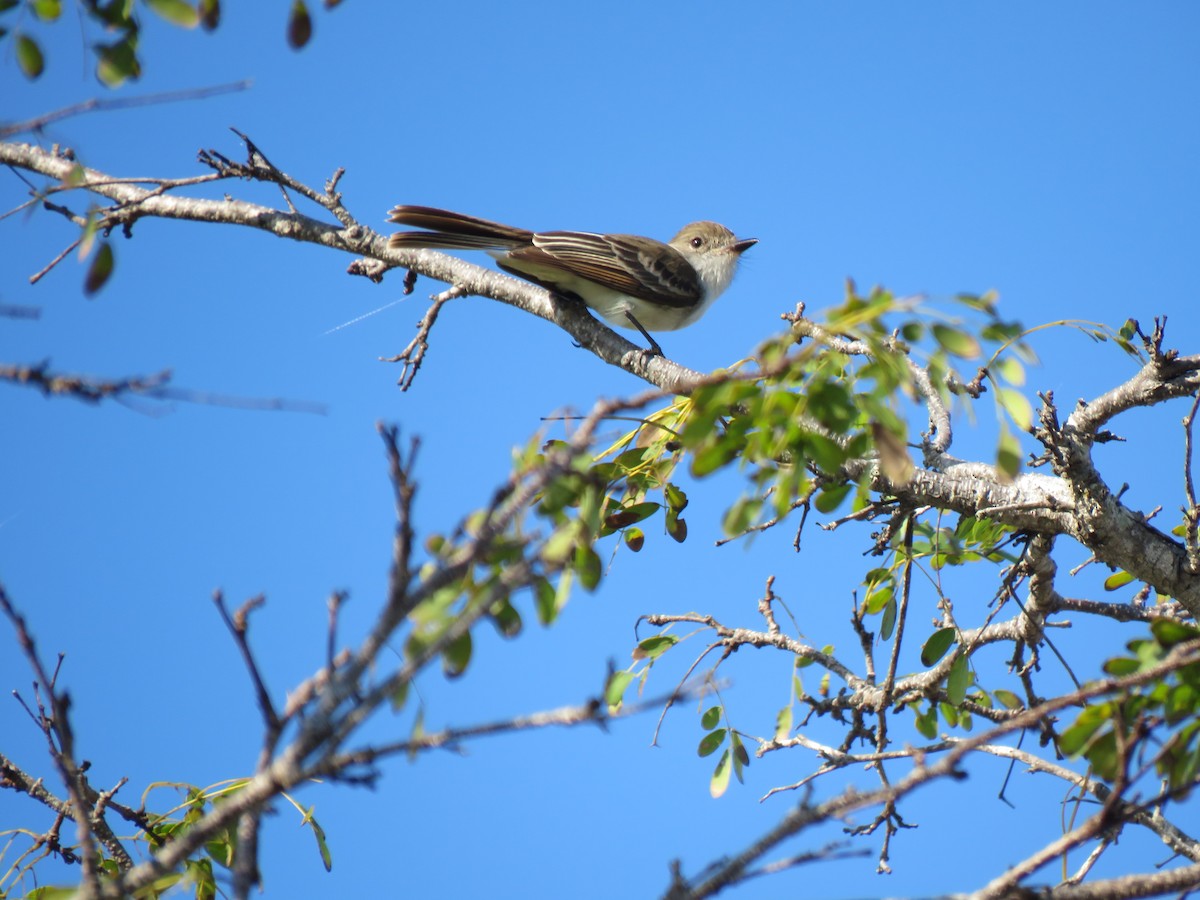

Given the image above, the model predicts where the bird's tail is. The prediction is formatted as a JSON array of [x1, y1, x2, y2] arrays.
[[387, 206, 533, 250]]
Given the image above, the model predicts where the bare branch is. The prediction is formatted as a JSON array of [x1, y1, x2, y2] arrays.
[[0, 82, 253, 139], [380, 285, 466, 390], [0, 362, 172, 403], [664, 640, 1200, 899]]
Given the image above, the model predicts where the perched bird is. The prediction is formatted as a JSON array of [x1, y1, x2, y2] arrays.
[[387, 206, 756, 352]]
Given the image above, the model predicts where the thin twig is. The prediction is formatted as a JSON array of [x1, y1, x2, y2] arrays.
[[1, 82, 253, 139]]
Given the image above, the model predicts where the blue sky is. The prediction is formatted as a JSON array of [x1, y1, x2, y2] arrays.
[[3, 4, 1200, 898]]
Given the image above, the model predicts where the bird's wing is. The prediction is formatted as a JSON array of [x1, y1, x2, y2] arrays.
[[504, 232, 702, 307]]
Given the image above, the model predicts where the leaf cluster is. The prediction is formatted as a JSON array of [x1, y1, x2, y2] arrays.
[[1060, 621, 1200, 793], [1, 0, 338, 85]]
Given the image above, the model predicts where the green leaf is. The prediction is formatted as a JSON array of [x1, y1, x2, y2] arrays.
[[287, 0, 312, 48], [710, 749, 732, 798], [1103, 570, 1135, 591], [996, 427, 1021, 480], [603, 501, 660, 531], [604, 670, 634, 709], [305, 810, 333, 871], [731, 733, 749, 781], [806, 432, 849, 472], [623, 527, 644, 552], [690, 442, 737, 477], [665, 510, 687, 543], [146, 0, 200, 27], [946, 653, 969, 706], [533, 577, 557, 626], [1169, 742, 1200, 793], [441, 631, 471, 678], [488, 599, 522, 639], [573, 544, 602, 591], [184, 858, 216, 900], [633, 634, 678, 661], [932, 323, 982, 359], [83, 241, 114, 296], [1165, 684, 1198, 725], [698, 728, 727, 758], [1102, 656, 1139, 676], [700, 705, 722, 730], [914, 704, 938, 739], [95, 35, 141, 86], [814, 482, 852, 514], [613, 446, 648, 471], [774, 705, 793, 741], [31, 0, 62, 21], [1059, 703, 1111, 756], [880, 596, 897, 641], [542, 520, 579, 564], [722, 496, 762, 536], [551, 569, 573, 618], [997, 387, 1034, 432], [389, 680, 409, 712], [920, 627, 956, 667], [1083, 730, 1119, 781], [992, 356, 1025, 386], [664, 482, 688, 513], [16, 33, 44, 78], [864, 584, 894, 615], [1151, 619, 1200, 648], [939, 701, 959, 728], [993, 689, 1023, 710]]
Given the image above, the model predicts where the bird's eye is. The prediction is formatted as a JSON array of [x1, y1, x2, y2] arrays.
[[690, 236, 704, 248]]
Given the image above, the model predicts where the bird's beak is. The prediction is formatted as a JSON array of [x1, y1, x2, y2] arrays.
[[732, 238, 758, 255]]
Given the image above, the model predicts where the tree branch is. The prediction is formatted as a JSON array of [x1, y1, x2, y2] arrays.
[[0, 138, 708, 393]]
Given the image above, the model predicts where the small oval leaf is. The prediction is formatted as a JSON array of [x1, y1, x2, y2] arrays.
[[993, 689, 1024, 710], [604, 670, 634, 709], [623, 527, 645, 552], [146, 0, 200, 27], [932, 323, 982, 359], [774, 705, 793, 741], [287, 0, 312, 48], [996, 428, 1022, 481], [710, 749, 732, 798], [16, 34, 45, 79], [83, 242, 114, 296], [946, 653, 969, 706], [997, 387, 1034, 432], [573, 544, 602, 591], [632, 634, 678, 661], [32, 0, 62, 22], [1103, 570, 1135, 592], [441, 631, 472, 679], [880, 597, 897, 641], [665, 513, 687, 543], [698, 728, 727, 758], [921, 627, 956, 667]]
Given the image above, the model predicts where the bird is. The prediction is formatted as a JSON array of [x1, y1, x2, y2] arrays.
[[387, 206, 756, 353]]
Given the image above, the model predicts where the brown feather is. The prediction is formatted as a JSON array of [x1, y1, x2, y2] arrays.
[[513, 232, 702, 307], [386, 206, 532, 246]]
